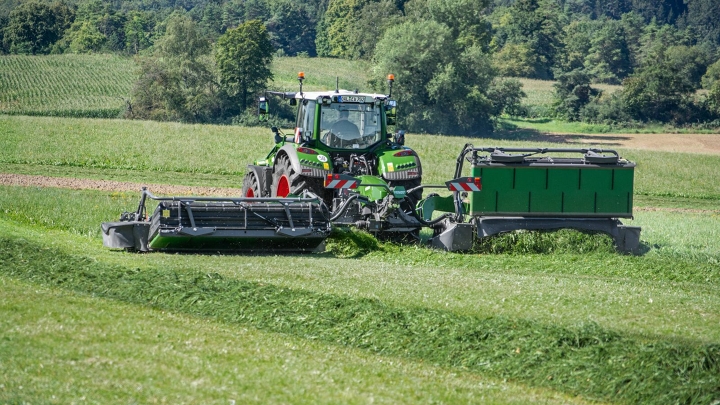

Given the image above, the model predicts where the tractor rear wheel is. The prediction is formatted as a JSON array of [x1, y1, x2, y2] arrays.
[[272, 154, 329, 202], [242, 171, 262, 198]]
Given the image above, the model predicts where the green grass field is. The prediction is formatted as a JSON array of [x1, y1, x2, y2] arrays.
[[1, 114, 719, 404]]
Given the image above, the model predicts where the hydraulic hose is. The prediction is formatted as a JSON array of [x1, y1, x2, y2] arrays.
[[330, 194, 361, 221]]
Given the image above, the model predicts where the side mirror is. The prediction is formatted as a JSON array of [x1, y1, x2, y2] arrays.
[[272, 127, 282, 144], [258, 97, 268, 120], [395, 130, 405, 146], [289, 98, 297, 106], [386, 100, 397, 126]]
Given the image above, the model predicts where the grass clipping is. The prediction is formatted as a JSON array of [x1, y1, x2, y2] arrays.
[[1, 237, 718, 405], [473, 229, 617, 254]]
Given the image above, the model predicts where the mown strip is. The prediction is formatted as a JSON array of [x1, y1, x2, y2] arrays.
[[1, 237, 717, 404]]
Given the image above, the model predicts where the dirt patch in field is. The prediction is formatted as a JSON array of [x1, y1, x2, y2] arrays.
[[635, 206, 720, 215], [0, 173, 242, 196], [536, 132, 720, 155]]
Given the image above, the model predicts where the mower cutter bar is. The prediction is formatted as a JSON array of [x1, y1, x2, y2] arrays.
[[102, 188, 331, 253]]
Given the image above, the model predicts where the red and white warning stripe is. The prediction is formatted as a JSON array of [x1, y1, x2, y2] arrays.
[[325, 174, 359, 189], [445, 177, 482, 192]]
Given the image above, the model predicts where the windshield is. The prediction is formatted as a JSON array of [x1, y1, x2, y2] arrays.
[[319, 103, 382, 149]]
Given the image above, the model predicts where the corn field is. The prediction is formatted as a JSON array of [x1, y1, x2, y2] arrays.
[[0, 54, 136, 118]]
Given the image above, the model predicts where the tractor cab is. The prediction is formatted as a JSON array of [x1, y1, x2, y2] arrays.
[[294, 91, 387, 151]]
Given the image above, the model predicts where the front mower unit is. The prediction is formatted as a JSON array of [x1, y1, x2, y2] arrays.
[[102, 189, 331, 253], [427, 146, 641, 253]]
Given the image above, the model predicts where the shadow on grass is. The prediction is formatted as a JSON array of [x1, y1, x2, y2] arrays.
[[490, 121, 632, 146]]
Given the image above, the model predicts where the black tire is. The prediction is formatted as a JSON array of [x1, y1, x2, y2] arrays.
[[388, 177, 422, 212], [272, 154, 330, 203], [242, 171, 262, 198]]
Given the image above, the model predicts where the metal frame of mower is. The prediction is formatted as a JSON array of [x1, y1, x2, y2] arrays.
[[102, 188, 331, 252]]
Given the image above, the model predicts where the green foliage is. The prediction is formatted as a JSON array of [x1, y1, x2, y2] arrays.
[[2, 1, 74, 54], [492, 0, 564, 79], [622, 49, 698, 122], [492, 43, 536, 77], [265, 1, 317, 56], [124, 11, 153, 54], [702, 59, 720, 89], [684, 0, 720, 47], [373, 19, 498, 135], [414, 0, 492, 49], [707, 81, 720, 116], [215, 19, 273, 112], [348, 0, 403, 59], [315, 0, 400, 59], [552, 69, 600, 121], [129, 14, 225, 123], [664, 45, 712, 90], [487, 78, 526, 116], [584, 20, 632, 84]]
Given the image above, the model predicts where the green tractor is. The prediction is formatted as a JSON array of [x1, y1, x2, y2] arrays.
[[242, 73, 425, 236]]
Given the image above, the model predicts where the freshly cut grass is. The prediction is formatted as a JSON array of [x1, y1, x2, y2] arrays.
[[0, 54, 135, 117], [1, 236, 718, 405], [2, 187, 720, 344], [1, 277, 580, 405]]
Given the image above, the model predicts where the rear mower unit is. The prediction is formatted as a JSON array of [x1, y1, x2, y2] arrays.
[[422, 145, 641, 253]]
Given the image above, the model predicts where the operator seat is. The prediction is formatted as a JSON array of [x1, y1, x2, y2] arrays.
[[329, 120, 360, 148]]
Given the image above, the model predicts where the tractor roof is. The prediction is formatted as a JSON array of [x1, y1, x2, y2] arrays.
[[267, 89, 389, 102]]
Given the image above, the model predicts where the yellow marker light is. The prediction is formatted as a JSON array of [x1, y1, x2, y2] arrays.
[[298, 72, 305, 80], [387, 162, 394, 172], [387, 74, 395, 81]]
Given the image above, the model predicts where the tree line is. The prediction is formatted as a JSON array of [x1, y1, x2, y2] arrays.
[[1, 0, 719, 133]]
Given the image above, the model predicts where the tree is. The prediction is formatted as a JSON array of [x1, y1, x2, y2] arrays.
[[664, 45, 711, 90], [407, 0, 491, 51], [266, 1, 317, 56], [373, 19, 497, 134], [584, 20, 632, 84], [702, 59, 720, 89], [346, 0, 402, 59], [683, 0, 720, 47], [621, 49, 696, 122], [494, 0, 563, 79], [129, 14, 224, 123], [215, 20, 273, 112], [3, 1, 74, 54], [315, 0, 369, 58], [553, 69, 599, 120], [68, 20, 105, 53], [124, 11, 152, 54]]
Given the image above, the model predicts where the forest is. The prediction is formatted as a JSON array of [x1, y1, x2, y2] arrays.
[[1, 0, 720, 133]]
